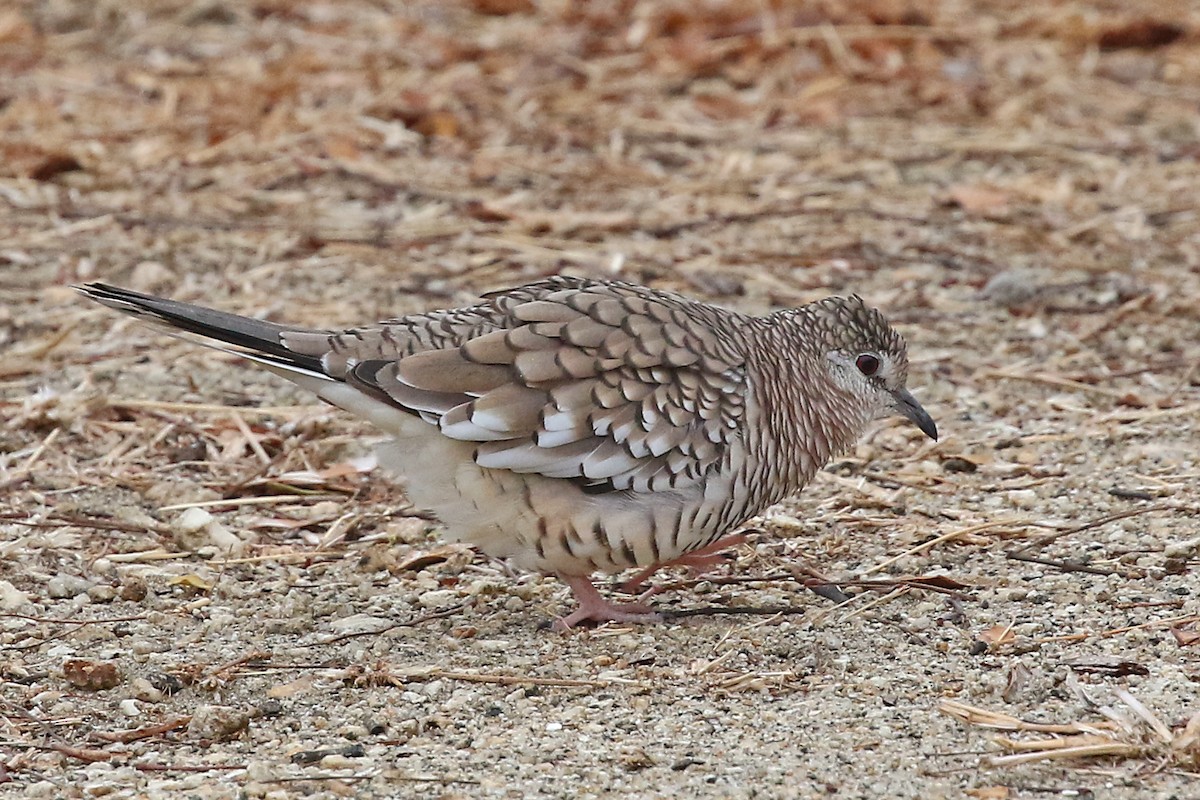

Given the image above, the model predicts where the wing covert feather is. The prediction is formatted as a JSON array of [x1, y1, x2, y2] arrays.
[[284, 277, 751, 491]]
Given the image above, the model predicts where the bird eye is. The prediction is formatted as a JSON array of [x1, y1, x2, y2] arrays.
[[855, 353, 880, 376]]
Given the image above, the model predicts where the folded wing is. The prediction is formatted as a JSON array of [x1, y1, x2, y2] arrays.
[[294, 279, 750, 493]]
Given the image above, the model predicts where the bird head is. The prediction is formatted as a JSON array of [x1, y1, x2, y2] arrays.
[[805, 295, 938, 441]]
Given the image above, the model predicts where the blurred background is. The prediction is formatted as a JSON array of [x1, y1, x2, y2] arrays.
[[1, 1, 1198, 796]]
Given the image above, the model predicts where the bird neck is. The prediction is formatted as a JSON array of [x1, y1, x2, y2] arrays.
[[745, 316, 870, 500]]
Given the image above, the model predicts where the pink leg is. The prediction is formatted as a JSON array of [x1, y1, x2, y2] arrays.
[[618, 534, 748, 595], [553, 574, 661, 630]]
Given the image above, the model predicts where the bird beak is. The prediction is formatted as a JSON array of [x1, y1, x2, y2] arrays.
[[891, 388, 938, 441]]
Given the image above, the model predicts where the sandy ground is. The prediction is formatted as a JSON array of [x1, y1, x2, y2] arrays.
[[2, 1, 1199, 797]]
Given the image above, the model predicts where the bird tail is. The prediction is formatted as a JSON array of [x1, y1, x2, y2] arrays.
[[74, 282, 331, 382]]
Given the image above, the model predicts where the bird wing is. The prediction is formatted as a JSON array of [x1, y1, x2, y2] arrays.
[[285, 278, 750, 493]]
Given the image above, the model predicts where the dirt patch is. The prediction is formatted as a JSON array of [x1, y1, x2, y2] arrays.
[[2, 1, 1199, 797]]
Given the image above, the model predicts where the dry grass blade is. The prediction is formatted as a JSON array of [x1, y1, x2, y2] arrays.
[[940, 693, 1200, 770], [1112, 688, 1173, 745], [988, 740, 1143, 767], [938, 700, 1105, 735], [859, 517, 1031, 576], [1173, 711, 1200, 767]]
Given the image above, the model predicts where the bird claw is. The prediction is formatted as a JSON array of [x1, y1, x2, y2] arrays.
[[555, 574, 661, 630], [552, 603, 661, 631]]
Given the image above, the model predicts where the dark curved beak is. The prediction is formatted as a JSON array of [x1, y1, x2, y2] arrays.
[[891, 388, 938, 441]]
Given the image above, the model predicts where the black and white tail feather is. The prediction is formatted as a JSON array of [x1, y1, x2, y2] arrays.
[[74, 282, 426, 439], [76, 283, 332, 382]]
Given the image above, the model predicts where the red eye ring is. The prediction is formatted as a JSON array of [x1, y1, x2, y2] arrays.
[[855, 353, 880, 376]]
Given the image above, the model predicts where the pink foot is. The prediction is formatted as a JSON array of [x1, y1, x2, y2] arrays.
[[553, 574, 661, 630], [618, 534, 748, 595]]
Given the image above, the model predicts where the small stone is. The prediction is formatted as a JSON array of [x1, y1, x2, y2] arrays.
[[980, 269, 1044, 307], [205, 520, 245, 554], [1007, 489, 1037, 509], [174, 506, 209, 535], [1166, 535, 1200, 558], [128, 260, 175, 292], [118, 576, 148, 602], [48, 700, 77, 717], [131, 677, 163, 702], [257, 699, 284, 718], [0, 579, 30, 610], [173, 507, 244, 554], [416, 589, 460, 608], [188, 705, 251, 740], [119, 698, 141, 717], [48, 574, 92, 599], [940, 457, 977, 473], [476, 639, 512, 652], [340, 724, 370, 740], [87, 585, 117, 603], [132, 638, 171, 656], [26, 781, 57, 798], [245, 761, 274, 782], [31, 690, 63, 708], [329, 614, 392, 635], [620, 748, 655, 772]]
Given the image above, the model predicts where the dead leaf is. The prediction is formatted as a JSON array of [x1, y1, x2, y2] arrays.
[[248, 514, 336, 531], [1115, 392, 1147, 408], [854, 38, 909, 77], [268, 674, 316, 699], [318, 458, 377, 478], [905, 575, 971, 591], [238, 470, 359, 495], [323, 134, 362, 162], [413, 110, 460, 139], [979, 623, 1017, 647], [168, 574, 214, 593], [29, 153, 84, 182], [396, 545, 463, 572], [464, 199, 517, 223], [470, 0, 533, 15], [1098, 19, 1185, 51], [945, 185, 1011, 216], [0, 9, 36, 43], [1173, 710, 1200, 766], [966, 788, 1010, 800], [1171, 626, 1200, 647], [1066, 656, 1150, 677], [1002, 662, 1032, 703], [692, 92, 754, 121], [63, 659, 123, 691]]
